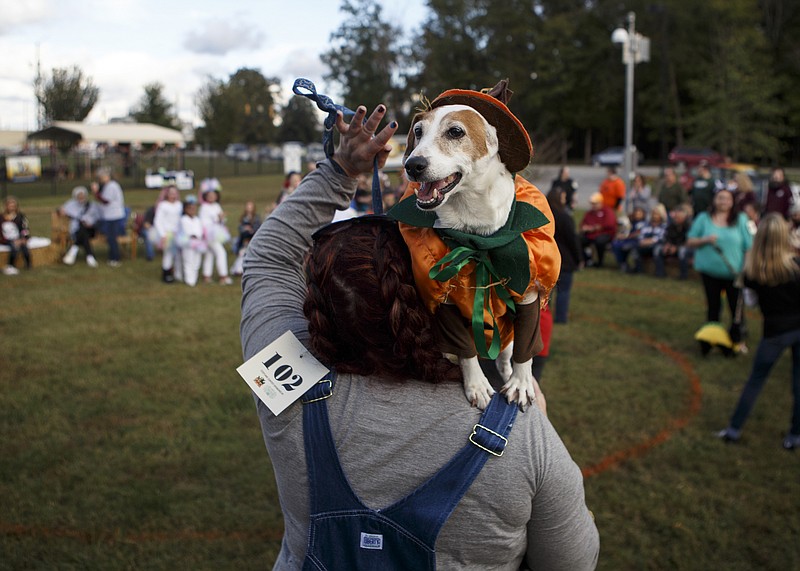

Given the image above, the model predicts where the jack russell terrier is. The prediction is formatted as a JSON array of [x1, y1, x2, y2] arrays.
[[390, 80, 560, 410]]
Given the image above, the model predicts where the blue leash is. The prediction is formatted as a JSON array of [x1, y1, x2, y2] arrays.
[[292, 78, 384, 215]]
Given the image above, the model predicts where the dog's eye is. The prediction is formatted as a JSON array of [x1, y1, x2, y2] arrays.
[[447, 126, 465, 139], [414, 125, 423, 139]]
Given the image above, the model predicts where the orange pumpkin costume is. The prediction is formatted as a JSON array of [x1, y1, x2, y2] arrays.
[[393, 175, 560, 355]]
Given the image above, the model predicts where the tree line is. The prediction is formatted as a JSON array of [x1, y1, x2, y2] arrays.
[[33, 0, 800, 165]]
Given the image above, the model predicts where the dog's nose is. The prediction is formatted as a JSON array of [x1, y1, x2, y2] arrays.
[[404, 156, 428, 179]]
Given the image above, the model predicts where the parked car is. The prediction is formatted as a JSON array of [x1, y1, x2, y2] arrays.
[[225, 143, 252, 161], [257, 144, 283, 161], [305, 142, 326, 163], [667, 146, 724, 167], [591, 146, 644, 167]]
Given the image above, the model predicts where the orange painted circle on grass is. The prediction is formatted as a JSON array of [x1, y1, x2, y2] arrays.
[[577, 315, 703, 478]]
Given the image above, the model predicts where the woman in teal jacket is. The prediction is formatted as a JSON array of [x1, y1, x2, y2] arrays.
[[686, 188, 753, 349]]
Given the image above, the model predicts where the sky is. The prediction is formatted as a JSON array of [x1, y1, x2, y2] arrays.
[[0, 0, 428, 132]]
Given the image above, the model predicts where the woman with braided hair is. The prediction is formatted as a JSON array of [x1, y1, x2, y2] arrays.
[[240, 102, 598, 570]]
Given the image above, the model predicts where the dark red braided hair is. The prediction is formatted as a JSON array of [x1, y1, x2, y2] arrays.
[[303, 219, 462, 384]]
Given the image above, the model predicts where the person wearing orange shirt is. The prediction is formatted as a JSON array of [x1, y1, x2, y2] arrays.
[[599, 166, 626, 212]]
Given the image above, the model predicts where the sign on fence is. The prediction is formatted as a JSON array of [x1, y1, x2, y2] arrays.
[[6, 156, 42, 183]]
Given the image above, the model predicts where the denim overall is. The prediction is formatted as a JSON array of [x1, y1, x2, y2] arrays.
[[300, 374, 518, 570]]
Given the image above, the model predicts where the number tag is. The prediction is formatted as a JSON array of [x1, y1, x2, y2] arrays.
[[237, 331, 330, 416]]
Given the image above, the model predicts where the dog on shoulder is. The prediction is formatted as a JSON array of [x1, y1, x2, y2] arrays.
[[390, 80, 560, 410]]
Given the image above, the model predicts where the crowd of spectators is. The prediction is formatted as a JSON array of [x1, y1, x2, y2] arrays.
[[572, 164, 799, 281]]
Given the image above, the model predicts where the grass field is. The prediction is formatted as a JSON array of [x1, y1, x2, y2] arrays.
[[1, 173, 799, 570]]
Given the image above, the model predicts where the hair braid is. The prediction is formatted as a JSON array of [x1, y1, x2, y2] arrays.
[[303, 221, 461, 384]]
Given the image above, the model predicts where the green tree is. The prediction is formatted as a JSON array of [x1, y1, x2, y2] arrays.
[[410, 0, 622, 162], [409, 0, 491, 98], [196, 68, 279, 150], [321, 0, 407, 118], [406, 0, 799, 165], [34, 65, 99, 123], [130, 82, 179, 128], [760, 0, 800, 163], [683, 0, 785, 162], [278, 96, 321, 144]]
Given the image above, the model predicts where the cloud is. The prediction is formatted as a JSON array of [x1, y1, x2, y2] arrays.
[[183, 19, 265, 56], [0, 0, 52, 34], [279, 48, 326, 83]]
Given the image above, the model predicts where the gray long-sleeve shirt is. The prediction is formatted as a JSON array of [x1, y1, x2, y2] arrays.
[[240, 160, 599, 570]]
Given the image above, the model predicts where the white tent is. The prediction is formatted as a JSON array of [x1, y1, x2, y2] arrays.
[[27, 121, 184, 146], [0, 130, 28, 152]]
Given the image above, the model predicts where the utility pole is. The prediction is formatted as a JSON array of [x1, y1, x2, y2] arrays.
[[612, 12, 650, 212]]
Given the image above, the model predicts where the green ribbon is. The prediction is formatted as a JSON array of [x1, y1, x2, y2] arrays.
[[389, 193, 550, 360], [429, 246, 516, 359]]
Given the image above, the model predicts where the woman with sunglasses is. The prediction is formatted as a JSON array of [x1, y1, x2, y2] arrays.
[[240, 103, 598, 570]]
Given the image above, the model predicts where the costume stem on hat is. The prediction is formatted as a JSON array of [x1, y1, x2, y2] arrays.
[[483, 79, 513, 104]]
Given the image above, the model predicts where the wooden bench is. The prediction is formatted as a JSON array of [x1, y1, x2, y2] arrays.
[[0, 237, 60, 268], [51, 209, 138, 261]]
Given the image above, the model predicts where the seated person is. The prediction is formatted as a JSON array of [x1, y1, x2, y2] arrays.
[[634, 204, 668, 273], [654, 203, 693, 279], [231, 200, 261, 276], [2, 196, 31, 275], [579, 192, 617, 267], [59, 186, 102, 267], [138, 205, 157, 262], [611, 206, 647, 273]]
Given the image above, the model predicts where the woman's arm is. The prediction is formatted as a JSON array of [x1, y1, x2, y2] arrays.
[[685, 214, 714, 248], [240, 162, 358, 360], [240, 104, 397, 361]]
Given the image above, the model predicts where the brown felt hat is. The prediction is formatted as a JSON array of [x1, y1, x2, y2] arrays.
[[428, 79, 533, 173]]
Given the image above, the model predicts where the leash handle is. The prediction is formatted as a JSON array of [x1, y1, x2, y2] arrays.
[[292, 78, 383, 214]]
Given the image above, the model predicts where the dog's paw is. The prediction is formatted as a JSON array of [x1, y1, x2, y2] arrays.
[[500, 379, 535, 411], [464, 377, 495, 410], [500, 360, 536, 411]]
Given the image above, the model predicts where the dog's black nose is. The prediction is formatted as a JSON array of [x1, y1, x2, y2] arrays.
[[404, 156, 428, 178]]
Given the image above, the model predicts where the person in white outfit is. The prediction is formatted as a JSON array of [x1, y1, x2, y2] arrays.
[[198, 188, 232, 285], [59, 186, 101, 267], [153, 185, 183, 283], [178, 196, 205, 287]]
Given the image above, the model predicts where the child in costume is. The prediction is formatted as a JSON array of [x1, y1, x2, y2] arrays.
[[199, 187, 232, 285], [177, 196, 206, 287], [152, 185, 183, 283]]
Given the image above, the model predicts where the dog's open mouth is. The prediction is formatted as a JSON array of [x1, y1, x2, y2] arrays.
[[415, 173, 462, 210]]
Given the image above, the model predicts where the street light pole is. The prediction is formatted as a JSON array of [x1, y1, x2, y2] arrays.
[[623, 11, 635, 213], [612, 11, 648, 213]]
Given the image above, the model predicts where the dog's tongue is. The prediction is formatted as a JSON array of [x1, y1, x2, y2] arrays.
[[417, 176, 453, 201]]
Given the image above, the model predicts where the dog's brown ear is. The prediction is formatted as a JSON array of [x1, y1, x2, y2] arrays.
[[403, 112, 425, 161]]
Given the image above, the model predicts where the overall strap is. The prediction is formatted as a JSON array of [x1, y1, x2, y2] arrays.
[[302, 372, 367, 513], [380, 393, 518, 546]]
